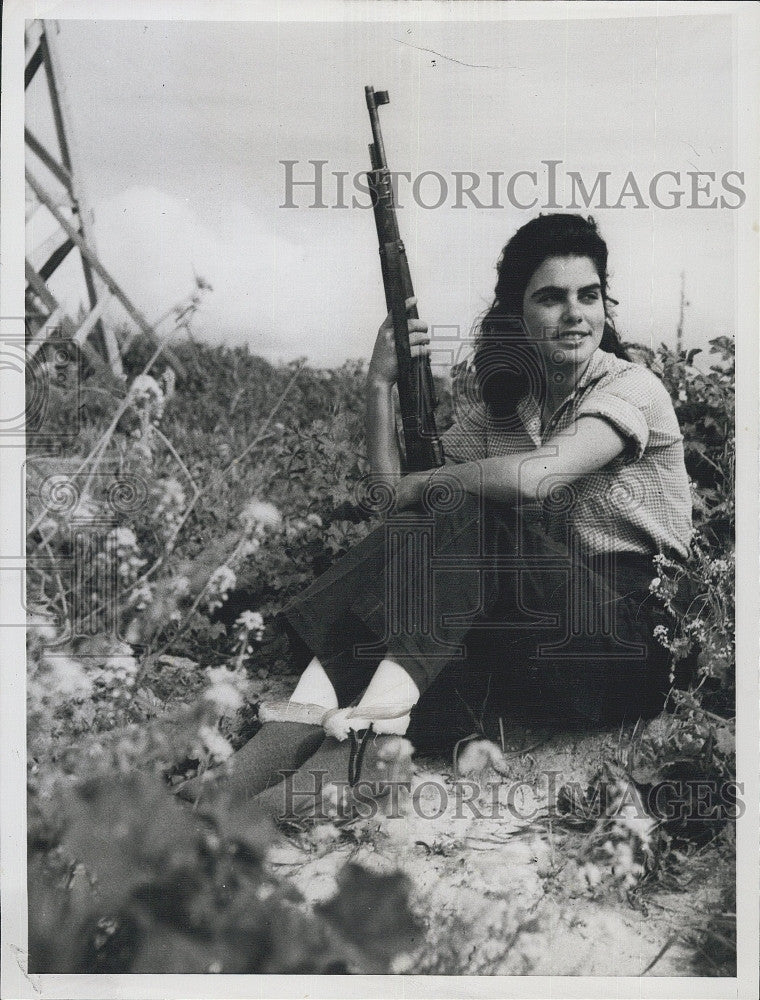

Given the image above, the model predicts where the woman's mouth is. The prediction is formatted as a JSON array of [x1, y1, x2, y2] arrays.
[[557, 330, 590, 345]]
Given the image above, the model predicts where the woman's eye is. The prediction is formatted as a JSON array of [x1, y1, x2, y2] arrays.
[[580, 291, 601, 303]]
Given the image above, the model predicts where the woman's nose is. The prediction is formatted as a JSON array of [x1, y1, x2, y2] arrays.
[[562, 297, 582, 323]]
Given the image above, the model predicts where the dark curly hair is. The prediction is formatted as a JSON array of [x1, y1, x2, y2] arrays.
[[473, 214, 629, 419]]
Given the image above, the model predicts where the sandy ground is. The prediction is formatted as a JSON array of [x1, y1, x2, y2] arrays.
[[37, 664, 729, 977], [258, 715, 721, 976]]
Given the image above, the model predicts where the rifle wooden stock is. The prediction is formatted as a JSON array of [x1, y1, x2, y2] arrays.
[[365, 85, 445, 473]]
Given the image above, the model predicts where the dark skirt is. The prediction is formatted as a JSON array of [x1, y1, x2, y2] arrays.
[[276, 491, 674, 748]]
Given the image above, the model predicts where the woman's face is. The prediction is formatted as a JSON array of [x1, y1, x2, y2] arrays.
[[521, 255, 606, 372]]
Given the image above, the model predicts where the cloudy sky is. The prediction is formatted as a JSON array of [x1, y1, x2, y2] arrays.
[[25, 7, 741, 369]]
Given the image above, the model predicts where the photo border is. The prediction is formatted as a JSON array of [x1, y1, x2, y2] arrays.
[[2, 2, 757, 998]]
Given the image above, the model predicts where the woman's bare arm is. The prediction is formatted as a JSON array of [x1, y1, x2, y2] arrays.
[[365, 296, 430, 477], [396, 414, 628, 507], [365, 376, 401, 477]]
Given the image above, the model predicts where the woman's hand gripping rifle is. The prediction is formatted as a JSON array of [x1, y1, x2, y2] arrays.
[[365, 85, 445, 473]]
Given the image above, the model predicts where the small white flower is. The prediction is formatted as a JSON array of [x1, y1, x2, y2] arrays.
[[238, 538, 261, 559], [110, 527, 138, 550], [130, 374, 165, 418], [236, 610, 264, 633], [128, 583, 153, 609], [240, 500, 282, 536], [206, 665, 246, 687], [40, 653, 92, 700], [457, 739, 506, 777], [156, 478, 185, 509], [171, 575, 190, 596], [104, 653, 138, 679], [310, 822, 341, 849], [648, 577, 661, 592], [197, 725, 233, 763], [131, 373, 162, 397], [615, 812, 654, 844], [205, 681, 244, 714], [205, 566, 236, 611], [377, 736, 414, 763], [204, 665, 250, 712], [582, 862, 602, 889], [159, 367, 176, 399]]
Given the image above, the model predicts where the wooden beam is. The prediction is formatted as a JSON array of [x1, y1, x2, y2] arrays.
[[39, 22, 123, 377], [25, 127, 74, 192], [27, 307, 66, 353], [26, 169, 156, 344], [25, 259, 111, 376], [25, 281, 75, 357], [39, 28, 72, 173], [39, 237, 75, 281], [73, 293, 112, 345], [26, 258, 65, 314], [25, 43, 44, 89]]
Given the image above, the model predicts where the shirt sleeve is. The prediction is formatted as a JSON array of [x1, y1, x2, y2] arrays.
[[440, 400, 489, 464], [575, 366, 678, 464]]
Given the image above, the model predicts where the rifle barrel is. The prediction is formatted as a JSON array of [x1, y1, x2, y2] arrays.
[[365, 86, 388, 170], [364, 85, 444, 472]]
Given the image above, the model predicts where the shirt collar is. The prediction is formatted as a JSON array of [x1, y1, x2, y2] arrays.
[[515, 349, 614, 444], [575, 348, 613, 392]]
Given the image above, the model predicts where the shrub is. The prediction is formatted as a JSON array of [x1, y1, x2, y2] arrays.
[[632, 338, 735, 710], [28, 775, 420, 974]]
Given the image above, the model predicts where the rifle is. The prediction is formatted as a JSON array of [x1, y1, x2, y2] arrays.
[[365, 85, 445, 473]]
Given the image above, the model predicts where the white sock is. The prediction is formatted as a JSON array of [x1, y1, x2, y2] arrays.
[[289, 656, 339, 710], [321, 660, 422, 740], [354, 658, 420, 721]]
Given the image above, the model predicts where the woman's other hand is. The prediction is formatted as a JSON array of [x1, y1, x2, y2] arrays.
[[368, 296, 430, 387]]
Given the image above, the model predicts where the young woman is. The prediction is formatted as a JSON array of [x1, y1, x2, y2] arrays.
[[179, 213, 693, 815]]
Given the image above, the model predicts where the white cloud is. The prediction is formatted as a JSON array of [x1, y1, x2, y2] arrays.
[[90, 185, 316, 359]]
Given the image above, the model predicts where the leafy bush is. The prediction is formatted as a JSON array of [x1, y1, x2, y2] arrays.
[[628, 338, 735, 709], [26, 308, 426, 972], [28, 774, 420, 974]]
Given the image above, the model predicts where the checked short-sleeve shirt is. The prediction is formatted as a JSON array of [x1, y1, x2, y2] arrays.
[[440, 349, 693, 559]]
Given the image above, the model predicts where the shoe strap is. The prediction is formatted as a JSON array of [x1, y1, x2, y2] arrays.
[[348, 724, 375, 786]]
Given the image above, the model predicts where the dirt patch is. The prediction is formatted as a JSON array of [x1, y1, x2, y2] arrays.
[[261, 715, 728, 976]]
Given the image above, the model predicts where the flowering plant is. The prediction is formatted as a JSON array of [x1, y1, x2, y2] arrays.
[[643, 338, 735, 701]]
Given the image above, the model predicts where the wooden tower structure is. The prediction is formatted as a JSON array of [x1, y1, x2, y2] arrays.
[[25, 20, 158, 376]]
